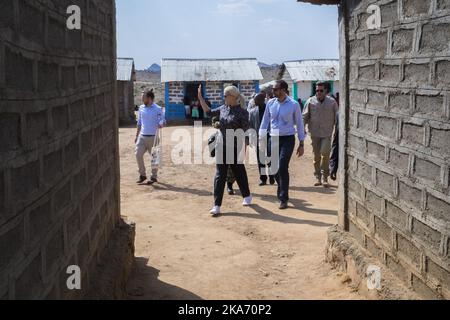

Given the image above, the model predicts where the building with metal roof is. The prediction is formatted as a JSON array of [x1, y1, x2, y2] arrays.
[[161, 58, 263, 121], [278, 59, 340, 103], [116, 58, 136, 124]]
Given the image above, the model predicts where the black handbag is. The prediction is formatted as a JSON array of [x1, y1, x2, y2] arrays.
[[208, 132, 218, 158]]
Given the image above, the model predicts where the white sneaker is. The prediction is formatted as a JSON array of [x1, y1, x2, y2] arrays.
[[242, 195, 253, 207], [210, 206, 221, 216]]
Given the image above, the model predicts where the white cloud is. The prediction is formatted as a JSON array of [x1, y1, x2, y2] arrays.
[[217, 1, 254, 16], [260, 17, 289, 28]]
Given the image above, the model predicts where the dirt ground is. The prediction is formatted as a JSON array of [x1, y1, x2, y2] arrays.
[[121, 125, 363, 300]]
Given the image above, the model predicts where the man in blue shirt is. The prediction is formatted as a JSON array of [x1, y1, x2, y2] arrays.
[[259, 80, 305, 209], [135, 90, 166, 185]]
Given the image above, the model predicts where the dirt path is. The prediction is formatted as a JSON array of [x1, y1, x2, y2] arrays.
[[121, 125, 362, 300]]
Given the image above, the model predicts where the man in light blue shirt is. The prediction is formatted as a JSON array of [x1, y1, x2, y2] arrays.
[[135, 90, 165, 185], [259, 80, 305, 209]]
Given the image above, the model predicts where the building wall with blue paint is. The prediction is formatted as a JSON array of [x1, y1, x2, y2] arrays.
[[164, 80, 260, 121]]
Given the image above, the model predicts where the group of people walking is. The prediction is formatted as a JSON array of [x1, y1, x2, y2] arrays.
[[134, 81, 339, 217]]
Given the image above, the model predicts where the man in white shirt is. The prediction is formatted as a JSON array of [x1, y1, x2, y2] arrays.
[[135, 90, 166, 185]]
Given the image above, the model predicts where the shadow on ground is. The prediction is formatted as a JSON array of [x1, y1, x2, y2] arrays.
[[221, 203, 335, 227], [127, 257, 203, 300]]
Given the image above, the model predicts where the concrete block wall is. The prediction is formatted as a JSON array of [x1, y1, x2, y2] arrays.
[[0, 0, 120, 299], [168, 82, 184, 104], [345, 0, 450, 299], [240, 81, 258, 103], [205, 82, 223, 105], [118, 80, 135, 125]]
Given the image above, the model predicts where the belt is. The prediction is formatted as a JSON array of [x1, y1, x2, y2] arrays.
[[142, 134, 155, 137]]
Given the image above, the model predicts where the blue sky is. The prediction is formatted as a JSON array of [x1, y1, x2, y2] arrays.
[[116, 0, 339, 70]]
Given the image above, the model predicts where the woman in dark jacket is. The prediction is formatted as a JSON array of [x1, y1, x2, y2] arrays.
[[198, 85, 252, 216]]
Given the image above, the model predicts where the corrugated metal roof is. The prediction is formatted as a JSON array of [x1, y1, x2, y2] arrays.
[[283, 60, 340, 82], [161, 58, 263, 83], [117, 58, 135, 81]]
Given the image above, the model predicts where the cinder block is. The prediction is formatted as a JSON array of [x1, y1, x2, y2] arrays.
[[365, 190, 383, 215], [415, 94, 444, 119], [357, 160, 372, 182], [348, 176, 363, 199], [29, 201, 52, 247], [414, 157, 441, 184], [0, 113, 21, 152], [366, 236, 383, 260], [367, 141, 385, 161], [412, 274, 440, 299], [66, 208, 81, 248], [377, 116, 397, 140], [359, 64, 376, 81], [5, 47, 34, 91], [386, 254, 411, 285], [380, 63, 400, 82], [356, 202, 371, 227], [412, 218, 441, 253], [392, 28, 414, 54], [0, 220, 24, 269], [369, 32, 388, 57], [81, 193, 93, 224], [402, 0, 431, 17], [420, 23, 450, 53], [53, 182, 71, 214], [402, 123, 424, 146], [430, 128, 450, 157], [427, 258, 450, 290], [45, 227, 65, 276], [19, 1, 45, 44], [367, 90, 385, 110], [52, 105, 69, 134], [397, 234, 422, 270], [37, 61, 59, 93], [376, 169, 394, 195], [398, 181, 423, 211], [349, 220, 364, 245], [404, 63, 430, 85], [350, 90, 365, 105], [43, 150, 63, 184], [436, 60, 450, 85], [26, 111, 48, 143], [14, 253, 44, 300], [11, 160, 40, 202], [426, 194, 450, 224], [374, 216, 393, 247], [389, 149, 409, 174], [386, 201, 408, 230], [0, 0, 14, 30], [357, 113, 373, 132], [389, 92, 411, 114]]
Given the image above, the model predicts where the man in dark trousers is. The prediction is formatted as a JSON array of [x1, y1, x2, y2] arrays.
[[249, 92, 276, 186], [259, 80, 305, 210]]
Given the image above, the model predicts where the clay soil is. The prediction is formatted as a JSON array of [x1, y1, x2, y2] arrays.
[[121, 125, 363, 300]]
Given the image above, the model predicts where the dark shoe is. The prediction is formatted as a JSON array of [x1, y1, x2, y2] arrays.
[[227, 188, 235, 195], [137, 176, 147, 184], [269, 176, 276, 185], [279, 201, 288, 210], [259, 180, 267, 186], [330, 173, 337, 181], [147, 178, 158, 185], [314, 177, 322, 187], [323, 178, 330, 188]]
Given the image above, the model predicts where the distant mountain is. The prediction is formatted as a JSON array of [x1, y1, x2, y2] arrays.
[[258, 62, 280, 69], [145, 63, 161, 73]]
